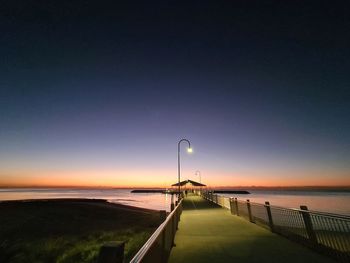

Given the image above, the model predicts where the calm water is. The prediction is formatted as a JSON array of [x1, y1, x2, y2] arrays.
[[0, 188, 349, 215], [0, 188, 173, 211]]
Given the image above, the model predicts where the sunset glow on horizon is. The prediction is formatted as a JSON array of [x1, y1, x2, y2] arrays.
[[1, 168, 349, 188]]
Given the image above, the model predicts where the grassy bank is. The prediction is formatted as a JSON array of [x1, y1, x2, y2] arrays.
[[0, 199, 162, 263]]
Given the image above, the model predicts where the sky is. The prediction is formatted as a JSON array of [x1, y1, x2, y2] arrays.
[[0, 1, 349, 187]]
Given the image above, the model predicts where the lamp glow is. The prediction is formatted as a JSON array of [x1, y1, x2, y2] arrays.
[[187, 148, 193, 153]]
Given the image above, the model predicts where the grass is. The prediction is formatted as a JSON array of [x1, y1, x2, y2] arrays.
[[0, 199, 162, 263]]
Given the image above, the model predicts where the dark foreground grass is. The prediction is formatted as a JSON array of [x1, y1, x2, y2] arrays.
[[0, 199, 162, 263]]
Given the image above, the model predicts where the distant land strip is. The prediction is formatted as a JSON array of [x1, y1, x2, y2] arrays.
[[131, 189, 167, 193], [213, 190, 250, 194], [130, 189, 251, 194]]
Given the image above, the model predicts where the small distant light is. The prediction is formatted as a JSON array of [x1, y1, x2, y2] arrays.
[[187, 148, 193, 153]]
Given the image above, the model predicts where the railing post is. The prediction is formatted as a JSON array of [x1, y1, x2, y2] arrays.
[[161, 229, 166, 263], [264, 201, 274, 232], [160, 210, 167, 222], [235, 198, 239, 216], [300, 205, 317, 244], [98, 242, 125, 263], [230, 198, 236, 215], [171, 194, 175, 211], [171, 213, 175, 246], [176, 207, 179, 229], [247, 199, 254, 222]]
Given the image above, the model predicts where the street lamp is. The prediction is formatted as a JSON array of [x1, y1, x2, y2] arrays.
[[195, 170, 202, 193], [195, 170, 201, 183], [178, 139, 192, 198]]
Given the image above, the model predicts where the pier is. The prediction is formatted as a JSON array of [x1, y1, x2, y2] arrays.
[[130, 192, 349, 263], [168, 194, 334, 263]]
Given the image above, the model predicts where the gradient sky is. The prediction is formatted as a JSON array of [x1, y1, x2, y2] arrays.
[[1, 1, 349, 187]]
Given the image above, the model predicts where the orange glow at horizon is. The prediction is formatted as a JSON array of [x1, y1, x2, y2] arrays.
[[0, 168, 349, 188]]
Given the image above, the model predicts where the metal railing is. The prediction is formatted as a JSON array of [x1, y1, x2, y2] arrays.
[[200, 191, 350, 263], [130, 199, 183, 263]]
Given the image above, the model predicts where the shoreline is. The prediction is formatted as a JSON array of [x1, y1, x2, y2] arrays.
[[0, 198, 161, 213]]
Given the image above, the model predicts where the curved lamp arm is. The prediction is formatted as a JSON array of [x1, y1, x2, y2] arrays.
[[177, 139, 192, 198]]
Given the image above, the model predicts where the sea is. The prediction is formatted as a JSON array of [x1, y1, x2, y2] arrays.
[[0, 188, 349, 215]]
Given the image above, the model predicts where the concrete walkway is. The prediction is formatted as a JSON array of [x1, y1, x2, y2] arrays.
[[168, 194, 335, 263]]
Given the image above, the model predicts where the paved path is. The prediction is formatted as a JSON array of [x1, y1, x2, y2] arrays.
[[168, 194, 334, 263]]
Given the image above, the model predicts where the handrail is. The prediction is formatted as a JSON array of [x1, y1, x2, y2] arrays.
[[130, 199, 183, 263], [202, 190, 350, 219]]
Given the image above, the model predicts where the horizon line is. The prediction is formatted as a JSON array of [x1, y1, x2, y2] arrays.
[[1, 185, 350, 189]]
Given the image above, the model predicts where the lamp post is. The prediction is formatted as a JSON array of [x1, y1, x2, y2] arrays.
[[195, 170, 201, 183], [178, 139, 192, 198], [195, 170, 201, 193]]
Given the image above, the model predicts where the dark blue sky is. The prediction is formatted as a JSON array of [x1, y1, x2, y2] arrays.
[[0, 1, 349, 186]]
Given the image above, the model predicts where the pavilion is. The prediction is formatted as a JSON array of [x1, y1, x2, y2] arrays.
[[171, 179, 206, 191]]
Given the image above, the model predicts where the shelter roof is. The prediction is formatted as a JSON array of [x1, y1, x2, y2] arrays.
[[172, 179, 206, 187]]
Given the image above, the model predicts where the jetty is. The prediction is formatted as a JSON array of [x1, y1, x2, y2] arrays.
[[130, 191, 349, 263]]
